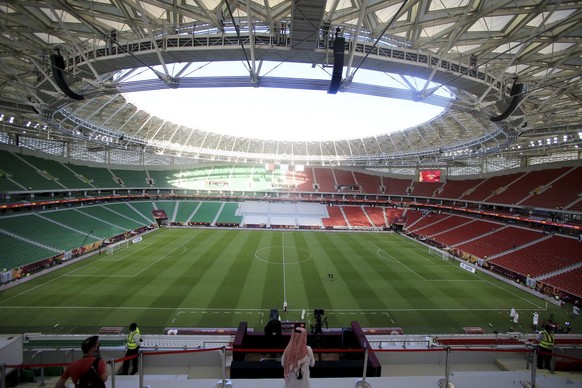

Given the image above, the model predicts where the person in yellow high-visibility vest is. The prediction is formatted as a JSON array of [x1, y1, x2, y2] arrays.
[[121, 322, 143, 375], [536, 324, 555, 371]]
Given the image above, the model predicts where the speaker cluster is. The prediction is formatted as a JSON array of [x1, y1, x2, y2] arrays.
[[490, 80, 522, 122], [327, 37, 345, 94], [50, 52, 84, 101]]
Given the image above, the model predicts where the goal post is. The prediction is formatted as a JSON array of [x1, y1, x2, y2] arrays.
[[428, 246, 449, 261], [106, 240, 129, 255]]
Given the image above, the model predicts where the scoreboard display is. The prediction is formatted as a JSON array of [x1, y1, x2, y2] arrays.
[[419, 169, 441, 182]]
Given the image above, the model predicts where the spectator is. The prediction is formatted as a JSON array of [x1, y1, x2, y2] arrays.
[[282, 327, 315, 388], [55, 335, 107, 388]]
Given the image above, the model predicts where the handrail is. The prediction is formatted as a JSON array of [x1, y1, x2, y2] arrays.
[[216, 346, 231, 388], [30, 351, 45, 387], [355, 346, 370, 388], [3, 345, 581, 388], [63, 348, 76, 363]]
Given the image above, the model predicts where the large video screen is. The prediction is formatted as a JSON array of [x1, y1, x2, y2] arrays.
[[419, 169, 441, 182]]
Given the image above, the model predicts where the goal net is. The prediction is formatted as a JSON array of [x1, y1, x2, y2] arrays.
[[106, 240, 129, 255], [428, 246, 449, 261]]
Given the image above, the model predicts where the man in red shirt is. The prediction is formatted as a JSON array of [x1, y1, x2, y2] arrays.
[[55, 335, 108, 388]]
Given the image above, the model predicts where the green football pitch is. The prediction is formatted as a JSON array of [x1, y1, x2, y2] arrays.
[[0, 228, 571, 335]]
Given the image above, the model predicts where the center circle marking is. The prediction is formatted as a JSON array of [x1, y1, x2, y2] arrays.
[[255, 246, 313, 264]]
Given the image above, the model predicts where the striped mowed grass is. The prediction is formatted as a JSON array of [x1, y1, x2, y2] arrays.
[[0, 228, 557, 335]]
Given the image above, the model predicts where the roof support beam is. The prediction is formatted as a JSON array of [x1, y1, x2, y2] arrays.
[[420, 0, 476, 93], [134, 0, 174, 85], [246, 0, 259, 85], [46, 2, 101, 82], [291, 0, 326, 51], [477, 0, 561, 104], [343, 0, 369, 88]]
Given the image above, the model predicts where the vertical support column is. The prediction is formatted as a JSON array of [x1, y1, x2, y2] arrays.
[[526, 342, 534, 369], [438, 347, 452, 387], [39, 362, 45, 386], [215, 346, 232, 387], [530, 346, 538, 388], [108, 359, 116, 388], [33, 351, 45, 386], [1, 363, 6, 388], [445, 346, 451, 386], [355, 346, 370, 387], [138, 352, 144, 388]]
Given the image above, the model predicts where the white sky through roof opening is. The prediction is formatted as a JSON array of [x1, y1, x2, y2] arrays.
[[122, 62, 447, 141]]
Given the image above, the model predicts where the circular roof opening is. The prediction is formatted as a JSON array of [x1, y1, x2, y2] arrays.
[[122, 61, 447, 142]]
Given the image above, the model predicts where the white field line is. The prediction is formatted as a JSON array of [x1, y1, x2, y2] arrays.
[[66, 240, 192, 278], [369, 241, 427, 280], [370, 240, 544, 309], [0, 306, 545, 313], [0, 235, 194, 303]]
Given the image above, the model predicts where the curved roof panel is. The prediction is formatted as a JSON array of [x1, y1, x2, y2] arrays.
[[0, 0, 579, 167]]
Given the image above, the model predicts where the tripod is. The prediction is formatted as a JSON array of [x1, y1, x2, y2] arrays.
[[311, 316, 328, 360]]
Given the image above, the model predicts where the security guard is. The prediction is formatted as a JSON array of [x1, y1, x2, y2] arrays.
[[121, 322, 143, 375], [536, 324, 555, 371]]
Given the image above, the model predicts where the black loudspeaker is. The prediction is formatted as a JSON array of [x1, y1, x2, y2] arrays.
[[50, 53, 84, 101], [328, 37, 345, 94], [490, 81, 522, 122], [470, 54, 478, 68]]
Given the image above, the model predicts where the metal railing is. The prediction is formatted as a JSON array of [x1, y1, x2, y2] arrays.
[[2, 344, 580, 388]]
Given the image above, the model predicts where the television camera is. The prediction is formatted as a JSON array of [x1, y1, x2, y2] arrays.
[[311, 308, 328, 335], [264, 308, 281, 336]]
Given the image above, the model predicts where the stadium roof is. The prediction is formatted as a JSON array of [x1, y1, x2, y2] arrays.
[[0, 0, 581, 169]]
